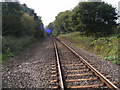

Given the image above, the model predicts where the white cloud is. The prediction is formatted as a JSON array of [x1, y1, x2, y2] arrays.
[[19, 0, 118, 26], [20, 0, 79, 26]]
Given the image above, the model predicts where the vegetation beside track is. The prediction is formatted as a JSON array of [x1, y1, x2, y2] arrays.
[[2, 2, 45, 61], [47, 1, 119, 64], [2, 36, 35, 61], [58, 32, 119, 64]]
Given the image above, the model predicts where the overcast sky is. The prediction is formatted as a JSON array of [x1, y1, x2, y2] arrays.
[[19, 0, 119, 26]]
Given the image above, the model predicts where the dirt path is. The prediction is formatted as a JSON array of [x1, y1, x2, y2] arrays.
[[2, 37, 55, 88]]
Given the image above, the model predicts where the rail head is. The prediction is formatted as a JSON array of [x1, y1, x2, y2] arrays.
[[56, 38, 119, 90], [53, 40, 65, 89]]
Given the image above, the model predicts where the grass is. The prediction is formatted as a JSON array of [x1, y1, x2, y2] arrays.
[[2, 36, 34, 61], [0, 54, 2, 63], [58, 32, 119, 64]]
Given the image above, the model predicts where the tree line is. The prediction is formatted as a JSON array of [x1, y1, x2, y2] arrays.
[[2, 2, 45, 55], [47, 1, 118, 37], [2, 2, 45, 38]]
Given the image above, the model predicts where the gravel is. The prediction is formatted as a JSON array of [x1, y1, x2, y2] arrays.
[[2, 37, 55, 88], [56, 40, 103, 88], [2, 37, 119, 88], [59, 38, 120, 88]]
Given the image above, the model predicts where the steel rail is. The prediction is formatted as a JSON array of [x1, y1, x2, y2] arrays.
[[53, 39, 65, 90], [56, 38, 119, 90]]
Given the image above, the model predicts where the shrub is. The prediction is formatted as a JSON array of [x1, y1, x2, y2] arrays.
[[2, 36, 34, 60]]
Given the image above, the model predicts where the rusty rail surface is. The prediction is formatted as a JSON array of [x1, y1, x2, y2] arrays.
[[53, 39, 65, 89]]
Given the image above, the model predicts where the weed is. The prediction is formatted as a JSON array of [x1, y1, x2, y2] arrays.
[[58, 32, 118, 64]]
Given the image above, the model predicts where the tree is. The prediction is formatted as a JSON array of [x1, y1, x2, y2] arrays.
[[2, 2, 45, 38], [2, 2, 23, 37], [34, 14, 45, 38], [61, 10, 74, 33], [73, 2, 117, 36], [22, 4, 35, 16], [47, 22, 54, 31], [52, 10, 73, 35]]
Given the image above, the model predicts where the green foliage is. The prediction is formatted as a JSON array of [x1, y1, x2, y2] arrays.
[[2, 52, 15, 60], [105, 55, 118, 61], [34, 20, 45, 38], [2, 2, 23, 37], [2, 2, 45, 38], [22, 4, 35, 16], [105, 55, 120, 64], [47, 22, 54, 31], [118, 26, 120, 34], [20, 14, 35, 36], [112, 60, 120, 64], [0, 54, 2, 63], [2, 2, 23, 16], [58, 32, 119, 64], [2, 36, 33, 53], [2, 36, 34, 60], [3, 14, 22, 37], [50, 2, 117, 37], [73, 2, 117, 36], [2, 2, 45, 60], [48, 10, 73, 35], [79, 2, 116, 36]]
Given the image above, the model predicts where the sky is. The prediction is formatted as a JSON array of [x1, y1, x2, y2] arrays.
[[19, 0, 119, 26]]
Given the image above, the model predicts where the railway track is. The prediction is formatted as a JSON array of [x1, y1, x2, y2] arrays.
[[50, 38, 119, 89]]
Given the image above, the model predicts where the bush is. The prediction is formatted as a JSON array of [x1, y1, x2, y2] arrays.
[[2, 36, 34, 60], [3, 36, 34, 53]]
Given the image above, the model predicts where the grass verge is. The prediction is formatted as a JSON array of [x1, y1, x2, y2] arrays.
[[2, 36, 35, 62], [58, 32, 119, 64]]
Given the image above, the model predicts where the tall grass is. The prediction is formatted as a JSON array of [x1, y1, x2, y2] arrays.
[[58, 32, 119, 64], [2, 36, 34, 60], [0, 35, 2, 63]]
